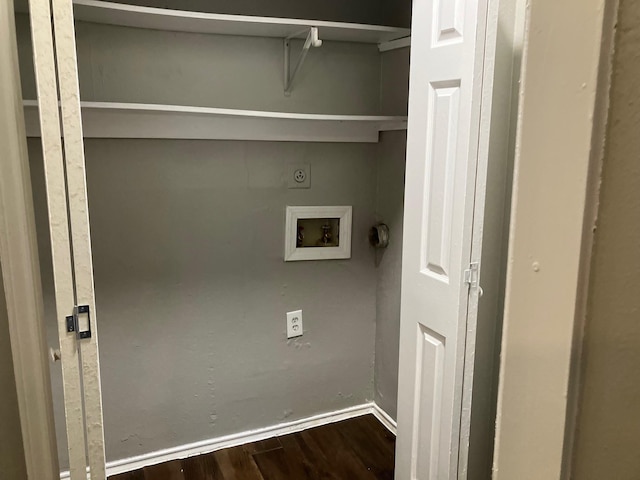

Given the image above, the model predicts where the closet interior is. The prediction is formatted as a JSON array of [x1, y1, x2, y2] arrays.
[[14, 0, 505, 477]]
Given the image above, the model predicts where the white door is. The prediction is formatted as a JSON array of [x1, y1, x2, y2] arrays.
[[395, 0, 492, 477], [29, 0, 107, 478]]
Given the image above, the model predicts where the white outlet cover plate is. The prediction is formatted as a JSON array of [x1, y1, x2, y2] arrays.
[[287, 164, 311, 189], [287, 310, 303, 338]]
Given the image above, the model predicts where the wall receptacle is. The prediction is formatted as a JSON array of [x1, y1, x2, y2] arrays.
[[287, 164, 311, 189], [287, 310, 303, 338]]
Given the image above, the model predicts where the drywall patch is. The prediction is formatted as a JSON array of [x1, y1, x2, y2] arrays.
[[280, 409, 294, 420], [207, 328, 217, 430], [119, 433, 143, 447]]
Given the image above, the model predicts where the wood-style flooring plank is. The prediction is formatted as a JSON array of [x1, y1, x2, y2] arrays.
[[213, 445, 264, 480], [109, 470, 145, 480], [335, 415, 395, 480], [143, 460, 184, 480], [253, 431, 343, 480], [303, 423, 379, 480], [242, 437, 283, 455], [252, 443, 310, 480], [181, 452, 225, 480], [361, 415, 396, 452], [109, 415, 396, 480], [280, 432, 341, 480]]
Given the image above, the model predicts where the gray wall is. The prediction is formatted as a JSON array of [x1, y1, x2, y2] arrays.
[[17, 0, 410, 468], [14, 0, 409, 27], [123, 0, 411, 27], [383, 2, 412, 30], [373, 131, 406, 418], [30, 139, 381, 466], [99, 0, 390, 26], [0, 267, 28, 479], [15, 15, 382, 115], [372, 48, 410, 419], [571, 0, 640, 477]]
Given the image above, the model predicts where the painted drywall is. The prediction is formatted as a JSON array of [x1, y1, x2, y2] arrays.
[[491, 0, 613, 478], [373, 130, 406, 419], [16, 0, 411, 469], [372, 47, 410, 419], [29, 139, 379, 466], [15, 14, 382, 116], [14, 0, 399, 27], [379, 48, 411, 118], [571, 1, 640, 477], [382, 1, 412, 30], [0, 268, 28, 480]]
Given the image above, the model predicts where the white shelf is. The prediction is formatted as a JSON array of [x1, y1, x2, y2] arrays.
[[72, 0, 410, 44], [23, 101, 407, 143]]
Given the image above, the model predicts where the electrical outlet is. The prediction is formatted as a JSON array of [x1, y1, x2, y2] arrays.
[[287, 164, 311, 189], [287, 310, 303, 338]]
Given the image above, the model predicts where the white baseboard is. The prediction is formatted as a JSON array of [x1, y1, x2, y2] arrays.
[[371, 403, 398, 435], [60, 402, 397, 479]]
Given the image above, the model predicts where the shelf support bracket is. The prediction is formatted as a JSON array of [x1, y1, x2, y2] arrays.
[[284, 27, 322, 96]]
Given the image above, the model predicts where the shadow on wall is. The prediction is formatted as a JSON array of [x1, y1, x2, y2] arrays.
[[0, 269, 28, 479], [571, 0, 640, 477]]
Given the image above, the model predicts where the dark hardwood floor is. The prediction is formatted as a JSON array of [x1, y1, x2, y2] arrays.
[[110, 414, 395, 480]]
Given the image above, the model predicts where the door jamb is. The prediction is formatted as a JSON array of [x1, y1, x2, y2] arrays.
[[0, 0, 59, 477], [491, 0, 618, 478], [457, 0, 526, 476]]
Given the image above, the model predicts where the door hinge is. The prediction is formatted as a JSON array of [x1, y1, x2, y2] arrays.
[[65, 305, 92, 339], [464, 262, 479, 287], [464, 262, 484, 297]]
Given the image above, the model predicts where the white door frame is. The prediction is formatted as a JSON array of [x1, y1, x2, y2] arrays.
[[0, 0, 59, 478], [51, 0, 107, 476], [28, 0, 93, 476], [459, 0, 526, 476], [492, 0, 618, 478], [27, 0, 108, 477]]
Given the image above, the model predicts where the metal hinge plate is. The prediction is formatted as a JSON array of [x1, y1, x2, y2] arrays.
[[464, 262, 479, 287], [464, 262, 484, 297], [66, 304, 92, 339]]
